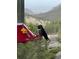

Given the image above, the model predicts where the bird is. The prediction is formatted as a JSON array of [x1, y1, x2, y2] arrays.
[[37, 25, 49, 41]]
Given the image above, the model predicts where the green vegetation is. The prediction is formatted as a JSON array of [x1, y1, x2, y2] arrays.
[[45, 20, 61, 34], [45, 47, 60, 59], [17, 40, 47, 59], [17, 19, 61, 59], [45, 19, 61, 43], [26, 23, 37, 33], [17, 42, 60, 59]]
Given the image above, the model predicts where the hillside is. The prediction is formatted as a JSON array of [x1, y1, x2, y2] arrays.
[[25, 8, 33, 15], [33, 5, 61, 20]]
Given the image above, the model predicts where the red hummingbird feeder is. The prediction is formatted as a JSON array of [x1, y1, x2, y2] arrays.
[[17, 23, 41, 43]]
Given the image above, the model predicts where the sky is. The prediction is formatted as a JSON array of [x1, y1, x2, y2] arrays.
[[25, 0, 61, 14]]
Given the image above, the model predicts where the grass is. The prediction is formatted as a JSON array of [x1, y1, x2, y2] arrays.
[[45, 47, 61, 59], [17, 41, 61, 59]]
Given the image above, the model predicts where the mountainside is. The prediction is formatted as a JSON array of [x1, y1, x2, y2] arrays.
[[25, 8, 33, 15], [33, 5, 61, 20]]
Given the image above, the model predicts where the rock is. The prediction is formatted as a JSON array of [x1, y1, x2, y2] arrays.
[[48, 34, 61, 48], [48, 42, 60, 48], [55, 51, 61, 59]]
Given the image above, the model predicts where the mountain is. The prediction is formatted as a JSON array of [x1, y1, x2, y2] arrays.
[[25, 8, 33, 15], [33, 5, 61, 20]]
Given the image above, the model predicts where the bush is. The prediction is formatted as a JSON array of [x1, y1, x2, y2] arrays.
[[45, 47, 61, 59], [45, 20, 61, 34]]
